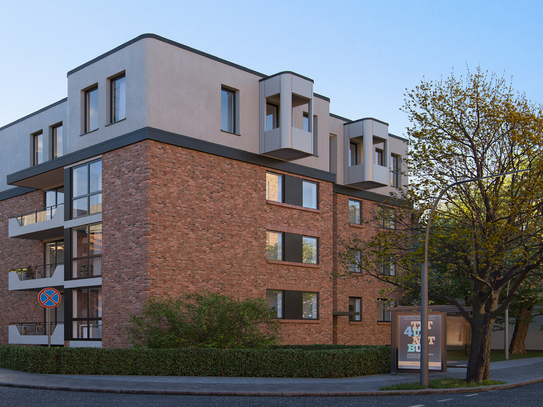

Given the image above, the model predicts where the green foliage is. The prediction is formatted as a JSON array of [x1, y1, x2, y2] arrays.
[[339, 66, 543, 382], [126, 292, 281, 349], [0, 345, 390, 378]]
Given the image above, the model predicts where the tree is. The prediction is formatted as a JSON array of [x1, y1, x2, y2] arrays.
[[127, 292, 281, 349], [498, 275, 543, 354], [341, 67, 543, 382]]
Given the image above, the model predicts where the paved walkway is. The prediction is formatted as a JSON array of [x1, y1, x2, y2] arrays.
[[0, 357, 542, 397]]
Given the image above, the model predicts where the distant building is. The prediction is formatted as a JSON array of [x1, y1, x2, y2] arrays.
[[0, 34, 407, 348]]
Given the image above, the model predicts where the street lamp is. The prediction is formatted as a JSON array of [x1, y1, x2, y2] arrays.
[[420, 168, 531, 386]]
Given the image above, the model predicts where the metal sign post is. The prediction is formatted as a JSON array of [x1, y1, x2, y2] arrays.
[[38, 288, 61, 347]]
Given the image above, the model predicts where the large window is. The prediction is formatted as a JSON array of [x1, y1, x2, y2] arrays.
[[266, 290, 283, 318], [111, 74, 126, 123], [303, 112, 310, 132], [266, 290, 318, 320], [45, 240, 64, 278], [349, 142, 358, 166], [266, 231, 318, 265], [71, 287, 102, 339], [302, 236, 318, 264], [375, 148, 384, 166], [84, 86, 98, 133], [379, 261, 396, 276], [378, 206, 396, 229], [349, 199, 361, 224], [265, 173, 318, 209], [377, 299, 394, 322], [266, 103, 279, 131], [33, 131, 43, 165], [72, 223, 102, 279], [45, 187, 64, 220], [72, 159, 102, 218], [349, 249, 361, 273], [51, 124, 63, 159], [266, 231, 283, 260], [221, 87, 236, 133], [266, 173, 283, 202], [302, 181, 318, 209], [391, 154, 401, 188], [349, 297, 361, 321]]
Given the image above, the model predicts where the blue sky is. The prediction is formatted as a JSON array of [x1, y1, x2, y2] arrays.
[[1, 0, 542, 136]]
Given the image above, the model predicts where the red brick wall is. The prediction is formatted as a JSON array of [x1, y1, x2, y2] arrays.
[[0, 191, 47, 344], [332, 193, 393, 345], [100, 140, 335, 347], [101, 141, 150, 348]]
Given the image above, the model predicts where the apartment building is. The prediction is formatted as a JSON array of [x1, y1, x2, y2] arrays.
[[0, 34, 408, 348]]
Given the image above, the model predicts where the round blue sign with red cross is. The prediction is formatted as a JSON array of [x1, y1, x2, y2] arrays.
[[38, 288, 61, 309]]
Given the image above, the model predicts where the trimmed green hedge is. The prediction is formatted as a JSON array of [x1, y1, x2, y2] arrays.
[[0, 345, 390, 378]]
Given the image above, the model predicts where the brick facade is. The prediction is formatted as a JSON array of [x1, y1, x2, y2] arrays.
[[0, 191, 47, 344]]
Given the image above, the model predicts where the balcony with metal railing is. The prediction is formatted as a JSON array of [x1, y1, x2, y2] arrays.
[[8, 322, 64, 346], [9, 263, 64, 291], [9, 204, 64, 240]]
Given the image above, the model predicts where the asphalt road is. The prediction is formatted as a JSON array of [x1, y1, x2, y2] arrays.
[[0, 381, 542, 407]]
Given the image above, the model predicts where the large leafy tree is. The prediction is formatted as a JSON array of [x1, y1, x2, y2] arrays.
[[342, 67, 543, 382]]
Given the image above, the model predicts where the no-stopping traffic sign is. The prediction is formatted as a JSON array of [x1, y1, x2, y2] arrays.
[[38, 288, 61, 308]]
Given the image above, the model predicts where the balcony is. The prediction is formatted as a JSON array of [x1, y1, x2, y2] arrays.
[[9, 264, 64, 291], [344, 118, 391, 190], [347, 163, 390, 189], [9, 322, 64, 346], [9, 204, 64, 240], [259, 72, 315, 160]]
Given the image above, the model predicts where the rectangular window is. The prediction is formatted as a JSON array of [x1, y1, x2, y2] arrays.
[[111, 74, 126, 123], [391, 154, 401, 188], [51, 124, 63, 159], [72, 223, 102, 279], [266, 173, 283, 202], [266, 290, 283, 318], [349, 199, 361, 224], [45, 187, 64, 220], [267, 290, 318, 320], [266, 103, 279, 131], [349, 297, 361, 321], [71, 287, 102, 339], [266, 231, 283, 260], [349, 249, 361, 273], [221, 87, 236, 133], [33, 131, 43, 165], [380, 261, 396, 276], [302, 236, 318, 264], [302, 292, 318, 319], [303, 112, 310, 132], [84, 86, 98, 133], [377, 299, 394, 322], [45, 240, 64, 278], [375, 148, 384, 166], [302, 180, 318, 209], [378, 206, 396, 229], [267, 174, 318, 209], [349, 142, 358, 166], [266, 231, 318, 264], [72, 159, 102, 218]]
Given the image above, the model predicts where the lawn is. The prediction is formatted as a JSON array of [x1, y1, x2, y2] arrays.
[[447, 349, 543, 363]]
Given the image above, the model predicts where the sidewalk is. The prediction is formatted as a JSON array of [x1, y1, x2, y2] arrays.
[[0, 357, 542, 397]]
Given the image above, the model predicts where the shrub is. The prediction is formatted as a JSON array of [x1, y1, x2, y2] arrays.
[[126, 292, 281, 349], [0, 345, 391, 377]]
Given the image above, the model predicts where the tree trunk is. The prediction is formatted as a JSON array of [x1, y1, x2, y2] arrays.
[[466, 312, 495, 382], [509, 306, 534, 355]]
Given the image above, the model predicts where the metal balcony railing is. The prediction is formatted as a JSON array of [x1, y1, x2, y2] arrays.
[[13, 204, 63, 226], [10, 263, 62, 281], [10, 321, 60, 335]]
